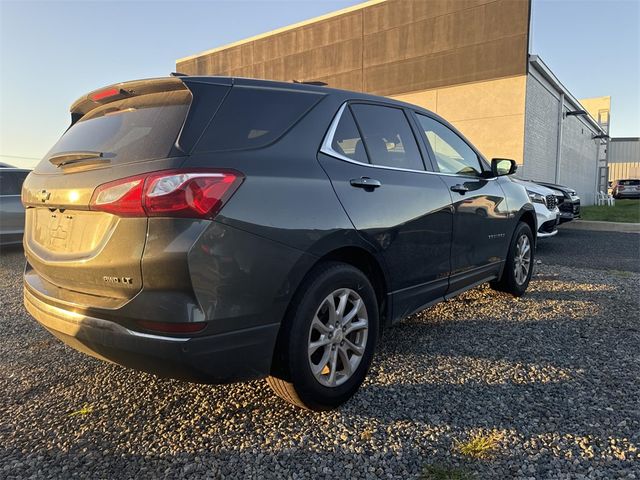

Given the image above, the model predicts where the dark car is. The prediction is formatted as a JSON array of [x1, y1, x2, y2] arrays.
[[22, 76, 536, 410], [0, 167, 31, 245], [612, 179, 640, 199], [533, 181, 581, 223]]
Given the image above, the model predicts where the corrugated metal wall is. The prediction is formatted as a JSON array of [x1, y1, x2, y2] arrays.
[[609, 163, 640, 181], [608, 138, 640, 182], [609, 138, 640, 163]]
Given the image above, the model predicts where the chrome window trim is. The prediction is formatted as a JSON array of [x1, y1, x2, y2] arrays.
[[320, 102, 496, 180]]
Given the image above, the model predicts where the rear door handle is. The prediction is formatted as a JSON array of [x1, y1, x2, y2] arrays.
[[450, 184, 469, 194], [350, 177, 382, 189]]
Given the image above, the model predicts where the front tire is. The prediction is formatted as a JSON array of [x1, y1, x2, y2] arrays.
[[490, 221, 534, 296], [267, 262, 379, 410]]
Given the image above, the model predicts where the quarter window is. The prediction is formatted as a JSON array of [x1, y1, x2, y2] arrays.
[[330, 107, 369, 164], [197, 87, 323, 152], [416, 114, 483, 177], [350, 104, 424, 171]]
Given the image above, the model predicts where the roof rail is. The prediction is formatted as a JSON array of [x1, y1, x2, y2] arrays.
[[292, 80, 328, 86]]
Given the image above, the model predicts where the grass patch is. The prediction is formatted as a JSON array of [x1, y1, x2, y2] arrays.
[[68, 404, 94, 417], [580, 199, 640, 223], [609, 269, 632, 278], [455, 430, 503, 459], [422, 464, 472, 480]]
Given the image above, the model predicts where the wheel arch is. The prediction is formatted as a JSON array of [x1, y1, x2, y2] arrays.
[[316, 246, 390, 327], [517, 207, 537, 248], [269, 243, 390, 380]]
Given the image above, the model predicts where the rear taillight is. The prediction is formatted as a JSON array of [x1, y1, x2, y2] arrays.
[[90, 169, 243, 219]]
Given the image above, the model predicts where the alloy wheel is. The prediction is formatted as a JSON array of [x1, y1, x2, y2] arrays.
[[513, 233, 531, 285], [307, 288, 368, 387]]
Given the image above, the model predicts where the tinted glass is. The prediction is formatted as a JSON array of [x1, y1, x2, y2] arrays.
[[331, 108, 369, 164], [14, 171, 28, 190], [197, 86, 322, 151], [417, 114, 482, 177], [43, 90, 191, 168], [0, 172, 19, 195], [350, 104, 424, 170], [619, 179, 640, 185]]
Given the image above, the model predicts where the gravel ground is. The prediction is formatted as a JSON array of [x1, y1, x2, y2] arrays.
[[540, 229, 640, 272], [1, 239, 639, 479]]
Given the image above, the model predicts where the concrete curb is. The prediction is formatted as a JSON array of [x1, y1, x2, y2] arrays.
[[560, 220, 640, 233]]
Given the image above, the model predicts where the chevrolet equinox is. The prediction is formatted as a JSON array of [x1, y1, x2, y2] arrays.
[[22, 76, 536, 410]]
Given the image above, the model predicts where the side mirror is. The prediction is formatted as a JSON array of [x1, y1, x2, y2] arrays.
[[491, 158, 517, 177]]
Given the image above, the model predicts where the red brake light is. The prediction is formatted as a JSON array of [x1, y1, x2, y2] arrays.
[[90, 88, 121, 101], [90, 169, 243, 218]]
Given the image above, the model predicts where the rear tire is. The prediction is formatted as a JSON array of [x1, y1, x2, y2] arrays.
[[267, 261, 379, 410], [490, 222, 534, 297]]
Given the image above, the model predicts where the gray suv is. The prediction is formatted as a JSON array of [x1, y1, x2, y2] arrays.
[[22, 76, 536, 410], [1, 167, 30, 246]]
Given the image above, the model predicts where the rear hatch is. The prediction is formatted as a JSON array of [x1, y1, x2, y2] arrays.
[[23, 78, 195, 304]]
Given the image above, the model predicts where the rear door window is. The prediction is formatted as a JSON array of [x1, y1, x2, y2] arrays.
[[350, 104, 424, 171], [39, 90, 191, 172], [196, 86, 323, 152], [330, 108, 369, 164]]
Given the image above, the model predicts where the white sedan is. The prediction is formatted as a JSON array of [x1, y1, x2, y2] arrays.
[[513, 179, 561, 238]]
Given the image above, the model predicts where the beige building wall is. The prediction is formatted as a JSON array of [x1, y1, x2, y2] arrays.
[[391, 75, 527, 163], [579, 96, 611, 131]]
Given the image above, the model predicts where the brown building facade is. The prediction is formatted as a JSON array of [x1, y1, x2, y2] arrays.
[[177, 0, 530, 96], [177, 0, 607, 204]]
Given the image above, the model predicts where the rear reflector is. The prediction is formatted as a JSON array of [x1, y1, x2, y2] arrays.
[[90, 169, 243, 219], [137, 320, 207, 334]]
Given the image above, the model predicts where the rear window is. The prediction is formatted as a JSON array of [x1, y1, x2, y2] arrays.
[[41, 90, 191, 170], [619, 179, 640, 185], [195, 86, 322, 152]]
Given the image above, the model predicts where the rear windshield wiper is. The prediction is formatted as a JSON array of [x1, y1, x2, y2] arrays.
[[48, 151, 107, 168]]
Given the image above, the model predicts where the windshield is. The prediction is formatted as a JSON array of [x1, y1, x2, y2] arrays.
[[41, 90, 191, 171]]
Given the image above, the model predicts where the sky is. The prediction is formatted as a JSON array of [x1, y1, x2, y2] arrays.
[[1, 0, 638, 169]]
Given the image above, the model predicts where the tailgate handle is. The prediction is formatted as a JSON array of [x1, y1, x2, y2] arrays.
[[350, 177, 381, 189]]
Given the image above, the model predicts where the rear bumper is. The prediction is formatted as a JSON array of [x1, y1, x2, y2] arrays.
[[24, 285, 279, 384], [614, 191, 640, 198]]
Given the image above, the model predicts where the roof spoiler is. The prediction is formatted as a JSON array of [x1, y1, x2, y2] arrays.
[[69, 77, 188, 119]]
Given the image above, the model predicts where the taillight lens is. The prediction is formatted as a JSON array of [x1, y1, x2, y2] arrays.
[[92, 178, 146, 216], [90, 169, 243, 219]]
